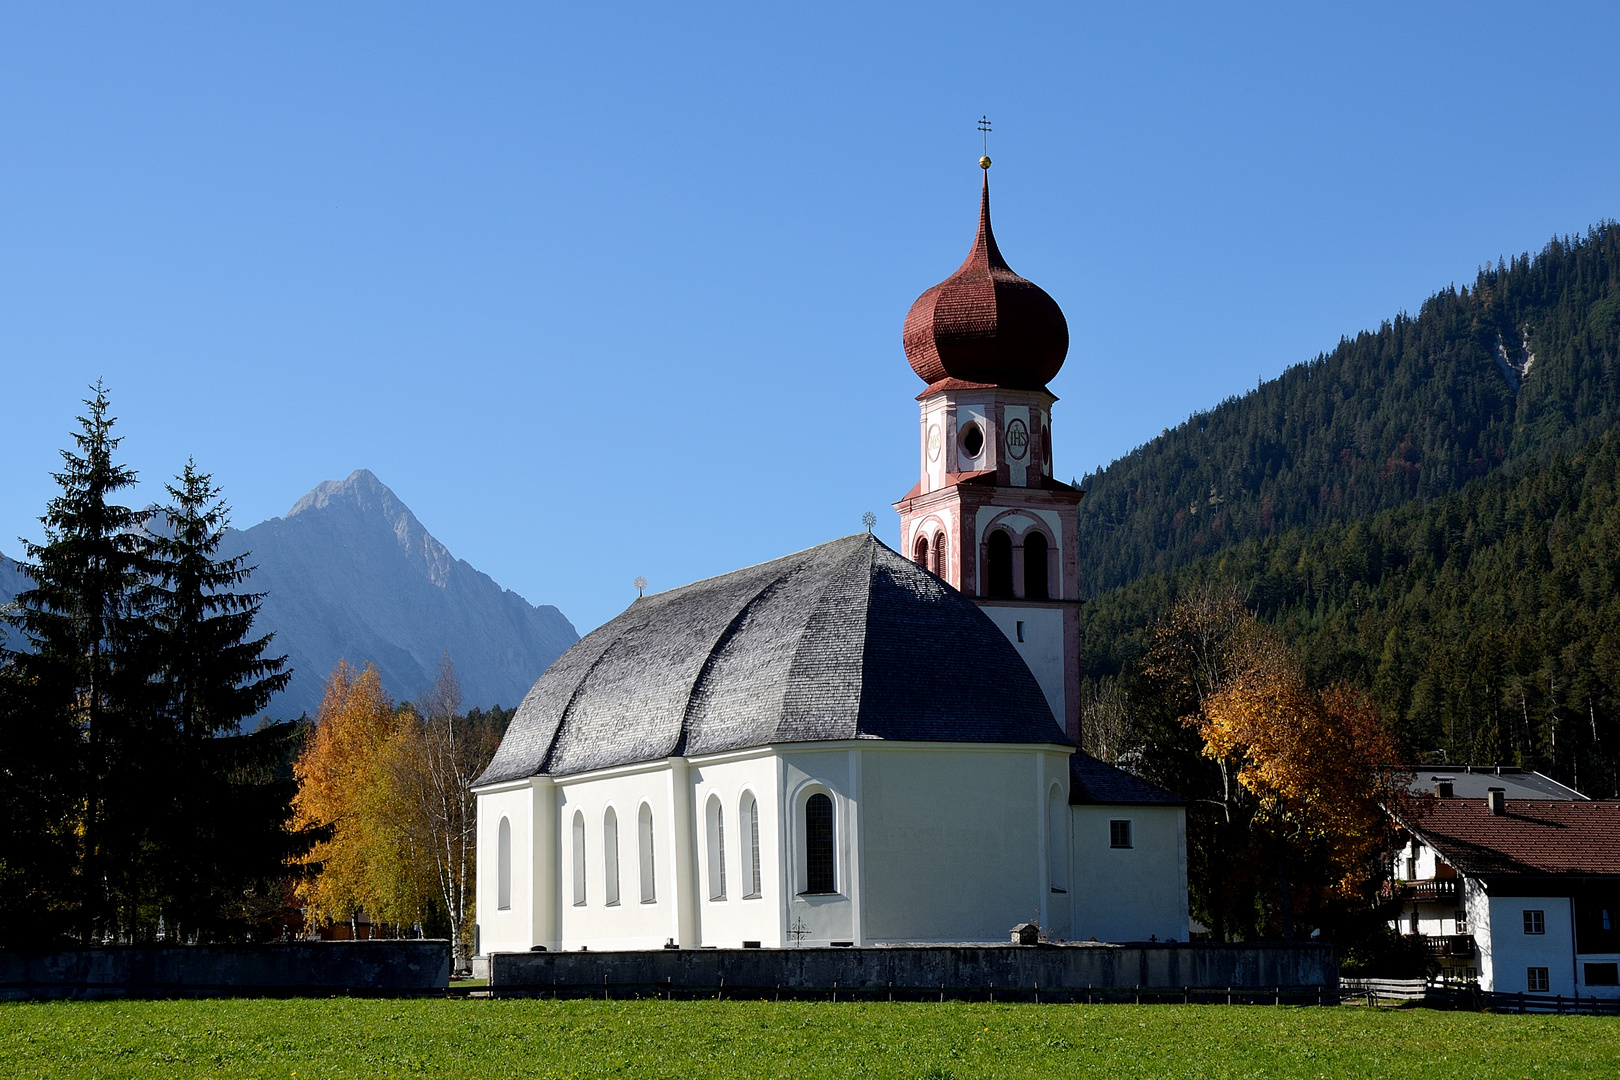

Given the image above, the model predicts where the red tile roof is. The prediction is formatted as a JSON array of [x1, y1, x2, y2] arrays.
[[1401, 799, 1620, 878]]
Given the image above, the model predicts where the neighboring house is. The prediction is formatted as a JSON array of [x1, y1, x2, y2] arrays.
[[1391, 785, 1620, 998]]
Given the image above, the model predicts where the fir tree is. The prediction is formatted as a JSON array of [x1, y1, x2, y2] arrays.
[[145, 460, 301, 939], [4, 382, 150, 941]]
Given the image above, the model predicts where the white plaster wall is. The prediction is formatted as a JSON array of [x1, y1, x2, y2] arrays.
[[779, 750, 857, 945], [475, 782, 539, 954], [1483, 895, 1575, 996], [978, 604, 1065, 726], [555, 764, 685, 952], [858, 745, 1068, 943], [689, 754, 783, 947], [956, 404, 990, 472], [1069, 805, 1189, 942]]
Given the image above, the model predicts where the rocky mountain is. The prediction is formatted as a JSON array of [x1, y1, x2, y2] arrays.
[[215, 469, 577, 719]]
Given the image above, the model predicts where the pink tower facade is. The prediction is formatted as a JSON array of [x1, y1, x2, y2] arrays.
[[893, 164, 1084, 743]]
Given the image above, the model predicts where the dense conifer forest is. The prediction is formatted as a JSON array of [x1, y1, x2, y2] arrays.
[[1076, 223, 1620, 594], [1079, 223, 1620, 800]]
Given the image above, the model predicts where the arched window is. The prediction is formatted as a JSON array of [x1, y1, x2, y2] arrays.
[[803, 792, 835, 894], [638, 803, 656, 903], [987, 530, 1014, 597], [1025, 531, 1050, 600], [603, 807, 620, 906], [1047, 785, 1068, 893], [705, 794, 727, 901], [913, 535, 929, 568], [496, 817, 512, 911], [742, 793, 762, 899], [931, 530, 947, 577], [571, 810, 586, 906]]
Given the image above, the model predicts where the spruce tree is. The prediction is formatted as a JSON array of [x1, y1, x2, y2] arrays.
[[146, 460, 300, 939], [4, 382, 150, 942]]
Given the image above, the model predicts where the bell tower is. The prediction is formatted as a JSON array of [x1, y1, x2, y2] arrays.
[[894, 157, 1084, 743]]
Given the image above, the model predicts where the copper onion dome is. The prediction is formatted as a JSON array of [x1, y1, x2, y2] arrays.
[[902, 168, 1069, 391]]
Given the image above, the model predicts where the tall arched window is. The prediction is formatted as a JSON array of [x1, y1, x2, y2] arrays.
[[742, 793, 762, 899], [571, 810, 586, 906], [931, 530, 946, 577], [705, 795, 727, 901], [803, 792, 835, 894], [637, 802, 656, 903], [1025, 531, 1050, 600], [496, 816, 512, 911], [1047, 784, 1068, 893], [913, 535, 929, 568], [986, 530, 1014, 597], [603, 807, 621, 906]]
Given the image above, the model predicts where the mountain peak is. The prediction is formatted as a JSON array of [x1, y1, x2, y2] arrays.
[[220, 472, 578, 717], [286, 468, 404, 520]]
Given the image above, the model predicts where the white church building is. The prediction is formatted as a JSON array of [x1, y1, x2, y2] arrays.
[[473, 160, 1188, 953]]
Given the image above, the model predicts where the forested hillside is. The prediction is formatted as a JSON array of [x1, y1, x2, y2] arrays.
[[1076, 224, 1620, 595], [1083, 432, 1620, 799]]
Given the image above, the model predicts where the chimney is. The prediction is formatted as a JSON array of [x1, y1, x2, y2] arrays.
[[1435, 777, 1455, 798], [1487, 787, 1506, 815]]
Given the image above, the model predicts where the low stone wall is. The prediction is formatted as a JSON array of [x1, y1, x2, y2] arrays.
[[0, 941, 451, 1000], [487, 943, 1337, 999]]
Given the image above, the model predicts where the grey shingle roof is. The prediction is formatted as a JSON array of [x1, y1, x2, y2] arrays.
[[1068, 753, 1185, 806], [476, 533, 1070, 784]]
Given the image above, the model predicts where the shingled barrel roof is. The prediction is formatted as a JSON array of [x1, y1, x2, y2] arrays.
[[1400, 799, 1620, 879], [475, 533, 1070, 785]]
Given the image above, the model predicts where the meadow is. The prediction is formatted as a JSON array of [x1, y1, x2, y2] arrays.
[[1, 998, 1614, 1079]]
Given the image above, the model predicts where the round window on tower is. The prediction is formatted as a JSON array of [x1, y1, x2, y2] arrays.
[[960, 422, 985, 459]]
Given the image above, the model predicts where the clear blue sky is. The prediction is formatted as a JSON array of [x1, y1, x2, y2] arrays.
[[2, 3, 1616, 634]]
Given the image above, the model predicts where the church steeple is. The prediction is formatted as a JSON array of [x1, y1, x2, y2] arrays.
[[894, 158, 1085, 744], [901, 162, 1070, 393]]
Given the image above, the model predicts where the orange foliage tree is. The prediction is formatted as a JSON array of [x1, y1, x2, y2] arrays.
[[291, 661, 429, 931], [1198, 628, 1409, 925], [1140, 587, 1409, 939]]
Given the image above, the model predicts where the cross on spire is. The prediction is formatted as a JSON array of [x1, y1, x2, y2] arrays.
[[978, 115, 992, 153]]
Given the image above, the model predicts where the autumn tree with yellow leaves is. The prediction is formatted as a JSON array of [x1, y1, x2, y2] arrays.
[[1133, 587, 1410, 943], [291, 657, 503, 966], [291, 661, 430, 934]]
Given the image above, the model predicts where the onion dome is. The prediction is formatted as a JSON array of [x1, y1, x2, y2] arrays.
[[902, 165, 1069, 391]]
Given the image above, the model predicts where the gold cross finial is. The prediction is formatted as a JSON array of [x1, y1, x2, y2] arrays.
[[978, 116, 992, 169]]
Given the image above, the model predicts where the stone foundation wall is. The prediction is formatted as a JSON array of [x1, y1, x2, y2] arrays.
[[0, 941, 451, 1000], [487, 942, 1336, 997]]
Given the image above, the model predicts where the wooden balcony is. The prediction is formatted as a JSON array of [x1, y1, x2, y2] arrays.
[[1405, 878, 1460, 903], [1426, 934, 1476, 958]]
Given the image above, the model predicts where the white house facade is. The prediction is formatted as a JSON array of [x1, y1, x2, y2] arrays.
[[1393, 787, 1620, 998]]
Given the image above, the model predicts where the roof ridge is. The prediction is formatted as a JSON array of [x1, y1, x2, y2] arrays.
[[674, 563, 806, 757], [772, 537, 877, 742]]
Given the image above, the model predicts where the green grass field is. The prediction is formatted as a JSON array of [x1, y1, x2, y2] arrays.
[[2, 998, 1614, 1079]]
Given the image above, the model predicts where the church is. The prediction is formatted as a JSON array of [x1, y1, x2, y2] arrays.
[[472, 160, 1188, 952]]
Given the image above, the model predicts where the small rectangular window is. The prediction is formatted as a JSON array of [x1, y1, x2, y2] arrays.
[[1404, 857, 1416, 880], [1109, 820, 1132, 849], [1016, 620, 1024, 642], [1523, 909, 1545, 935], [1585, 962, 1620, 987], [1454, 909, 1469, 934], [1527, 967, 1550, 993], [1605, 908, 1614, 932]]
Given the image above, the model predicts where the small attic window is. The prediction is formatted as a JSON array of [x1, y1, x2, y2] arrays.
[[1110, 820, 1133, 849]]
